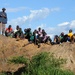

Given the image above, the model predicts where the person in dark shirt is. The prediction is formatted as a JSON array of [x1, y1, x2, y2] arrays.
[[0, 8, 7, 35]]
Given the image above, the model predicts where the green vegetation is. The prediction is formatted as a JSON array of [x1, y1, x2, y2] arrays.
[[0, 52, 75, 75], [9, 56, 28, 65], [0, 73, 6, 75]]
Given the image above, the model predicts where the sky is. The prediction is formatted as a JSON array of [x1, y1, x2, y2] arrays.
[[0, 0, 75, 39]]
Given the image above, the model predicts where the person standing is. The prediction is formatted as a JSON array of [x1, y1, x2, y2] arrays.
[[0, 8, 7, 35]]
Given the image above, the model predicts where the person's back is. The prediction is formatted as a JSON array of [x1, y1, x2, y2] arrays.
[[67, 29, 73, 42], [53, 35, 60, 44], [68, 32, 73, 39]]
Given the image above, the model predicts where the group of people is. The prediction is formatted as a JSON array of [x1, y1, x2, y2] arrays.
[[0, 7, 75, 48], [0, 7, 52, 47], [52, 29, 75, 44], [4, 25, 52, 48], [4, 24, 75, 47]]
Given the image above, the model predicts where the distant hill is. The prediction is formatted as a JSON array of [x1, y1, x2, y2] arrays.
[[0, 35, 75, 72]]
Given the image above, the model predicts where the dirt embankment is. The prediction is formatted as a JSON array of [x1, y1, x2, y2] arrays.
[[0, 35, 75, 72]]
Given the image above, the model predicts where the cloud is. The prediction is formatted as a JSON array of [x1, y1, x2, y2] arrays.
[[70, 20, 75, 28], [8, 8, 59, 26], [36, 24, 46, 29], [8, 16, 28, 29], [57, 20, 75, 32], [9, 8, 49, 27], [6, 7, 27, 12], [50, 8, 60, 12], [29, 7, 60, 21], [58, 22, 70, 26], [29, 8, 50, 21]]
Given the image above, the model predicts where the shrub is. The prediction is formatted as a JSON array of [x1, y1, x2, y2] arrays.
[[9, 56, 28, 65], [8, 52, 74, 75]]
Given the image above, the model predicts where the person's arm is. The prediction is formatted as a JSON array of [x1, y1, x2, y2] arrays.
[[2, 13, 7, 18], [5, 28, 8, 32], [2, 12, 7, 24], [0, 15, 2, 17], [0, 12, 2, 17]]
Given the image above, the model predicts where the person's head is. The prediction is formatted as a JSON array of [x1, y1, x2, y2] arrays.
[[2, 8, 6, 12], [55, 35, 58, 38], [38, 27, 41, 31], [42, 29, 45, 32], [28, 28, 31, 31], [61, 32, 64, 36], [16, 25, 19, 30], [69, 29, 72, 33], [24, 29, 27, 32], [27, 28, 31, 32], [8, 25, 11, 28], [34, 29, 37, 33]]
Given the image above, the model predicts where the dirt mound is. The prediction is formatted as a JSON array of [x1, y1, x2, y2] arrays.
[[0, 35, 75, 72]]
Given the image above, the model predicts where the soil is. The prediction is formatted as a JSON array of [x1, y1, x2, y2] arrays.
[[0, 35, 75, 73]]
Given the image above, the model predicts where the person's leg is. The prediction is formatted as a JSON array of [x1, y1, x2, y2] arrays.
[[37, 37, 41, 48], [0, 22, 2, 34], [45, 37, 52, 44], [2, 24, 5, 35], [5, 31, 8, 36]]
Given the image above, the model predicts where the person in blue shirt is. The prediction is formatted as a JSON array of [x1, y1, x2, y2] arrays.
[[0, 8, 7, 35]]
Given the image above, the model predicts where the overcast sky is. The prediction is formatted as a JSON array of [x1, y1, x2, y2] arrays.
[[0, 0, 75, 39]]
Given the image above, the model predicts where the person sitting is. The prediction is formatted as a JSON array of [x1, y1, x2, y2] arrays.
[[72, 33, 75, 43], [37, 28, 43, 43], [5, 25, 13, 37], [16, 28, 24, 41], [67, 29, 73, 42], [42, 29, 52, 44], [52, 35, 60, 45], [24, 28, 33, 42], [32, 29, 38, 44], [32, 30, 41, 48], [37, 27, 42, 35], [59, 32, 65, 43], [13, 25, 20, 38]]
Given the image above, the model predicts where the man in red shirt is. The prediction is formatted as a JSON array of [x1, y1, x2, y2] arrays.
[[5, 25, 13, 37]]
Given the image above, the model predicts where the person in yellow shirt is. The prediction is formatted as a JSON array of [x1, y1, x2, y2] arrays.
[[67, 29, 73, 42]]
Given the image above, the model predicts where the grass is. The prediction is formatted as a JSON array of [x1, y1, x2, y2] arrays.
[[1, 52, 75, 75]]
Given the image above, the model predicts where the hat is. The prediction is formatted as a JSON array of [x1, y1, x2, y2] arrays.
[[2, 8, 6, 10]]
